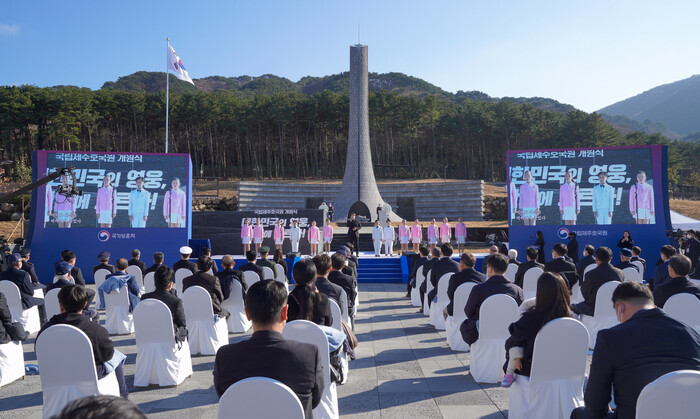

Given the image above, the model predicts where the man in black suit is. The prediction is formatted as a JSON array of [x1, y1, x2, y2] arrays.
[[481, 245, 499, 274], [173, 246, 197, 275], [19, 248, 41, 288], [213, 280, 324, 419], [460, 253, 524, 345], [571, 282, 700, 419], [93, 251, 115, 275], [653, 254, 700, 308], [407, 244, 430, 296], [127, 249, 147, 275], [346, 213, 361, 257], [650, 245, 677, 291], [202, 247, 218, 274], [312, 254, 346, 314], [420, 247, 442, 306], [0, 253, 46, 324], [141, 266, 187, 332], [144, 252, 166, 276], [60, 250, 95, 307], [182, 256, 229, 319], [577, 245, 596, 280], [567, 232, 579, 264], [445, 252, 484, 317], [215, 254, 246, 301], [328, 253, 357, 317], [545, 243, 577, 288], [571, 247, 623, 317], [513, 247, 543, 289], [630, 246, 646, 271], [427, 243, 460, 307], [239, 250, 264, 285], [684, 229, 700, 276], [614, 248, 640, 274]]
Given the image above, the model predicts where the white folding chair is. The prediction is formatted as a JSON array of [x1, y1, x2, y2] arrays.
[[423, 269, 433, 316], [143, 272, 156, 294], [243, 271, 260, 288], [635, 370, 700, 419], [44, 288, 62, 320], [217, 377, 304, 419], [175, 268, 191, 293], [133, 299, 192, 387], [582, 263, 596, 282], [282, 320, 339, 419], [126, 265, 144, 295], [329, 299, 342, 331], [631, 261, 644, 279], [103, 285, 134, 335], [446, 282, 477, 352], [411, 270, 425, 307], [508, 318, 589, 419], [581, 281, 620, 349], [93, 269, 110, 308], [470, 294, 519, 383], [262, 266, 274, 281], [36, 324, 120, 419], [222, 280, 251, 333], [504, 264, 518, 282], [183, 286, 228, 355], [663, 293, 700, 326], [274, 264, 286, 283], [0, 281, 41, 334], [0, 339, 25, 387], [571, 283, 584, 304], [339, 288, 350, 324], [523, 267, 543, 300], [429, 273, 453, 330], [622, 267, 641, 283]]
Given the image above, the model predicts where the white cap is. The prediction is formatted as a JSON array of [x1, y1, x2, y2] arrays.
[[179, 246, 193, 254]]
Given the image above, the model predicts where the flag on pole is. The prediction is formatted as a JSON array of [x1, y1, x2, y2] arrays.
[[167, 43, 195, 85]]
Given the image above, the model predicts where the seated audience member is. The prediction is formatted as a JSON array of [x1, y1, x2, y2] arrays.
[[444, 252, 485, 317], [460, 253, 524, 345], [508, 249, 521, 266], [182, 256, 229, 319], [420, 247, 442, 305], [481, 245, 499, 274], [256, 246, 278, 279], [127, 249, 146, 275], [571, 247, 623, 317], [144, 252, 166, 276], [93, 251, 115, 275], [340, 245, 358, 278], [407, 244, 430, 296], [46, 261, 98, 320], [19, 248, 42, 289], [273, 248, 289, 277], [328, 253, 357, 317], [577, 245, 596, 280], [213, 280, 324, 419], [140, 266, 187, 334], [201, 247, 218, 274], [653, 254, 700, 308], [62, 250, 95, 307], [0, 253, 47, 324], [287, 259, 332, 326], [571, 281, 700, 419], [173, 246, 197, 275], [344, 242, 359, 267], [544, 243, 577, 287], [651, 245, 677, 291], [427, 243, 460, 307], [501, 272, 573, 387], [38, 285, 129, 398], [630, 246, 646, 271], [312, 254, 346, 313], [239, 250, 264, 284], [614, 248, 639, 273], [215, 254, 246, 301], [514, 247, 543, 289], [54, 395, 146, 419], [98, 258, 141, 312], [0, 291, 17, 344]]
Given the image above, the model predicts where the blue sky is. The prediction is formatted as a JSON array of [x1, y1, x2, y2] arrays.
[[1, 0, 698, 112]]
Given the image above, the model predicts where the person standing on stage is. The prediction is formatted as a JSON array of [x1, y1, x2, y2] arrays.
[[372, 220, 383, 257], [290, 220, 301, 254], [346, 213, 361, 257], [411, 219, 422, 253], [592, 171, 614, 225], [322, 219, 333, 254], [558, 170, 580, 226], [399, 220, 410, 254], [252, 219, 264, 254], [274, 219, 285, 252], [383, 219, 396, 257], [128, 176, 149, 228], [455, 217, 467, 254], [629, 171, 654, 224], [163, 177, 186, 228], [241, 218, 252, 255], [440, 217, 451, 245], [328, 204, 334, 222], [518, 170, 539, 226], [427, 219, 438, 250], [307, 220, 320, 256], [95, 175, 116, 228], [52, 174, 77, 228]]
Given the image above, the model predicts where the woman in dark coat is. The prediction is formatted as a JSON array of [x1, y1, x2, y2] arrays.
[[287, 258, 332, 327]]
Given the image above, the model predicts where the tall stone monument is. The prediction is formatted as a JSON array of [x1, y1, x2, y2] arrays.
[[334, 44, 400, 222]]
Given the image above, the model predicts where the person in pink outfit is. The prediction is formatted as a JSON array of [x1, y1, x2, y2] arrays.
[[163, 177, 186, 228], [253, 219, 264, 254], [440, 218, 451, 245], [427, 219, 438, 250], [52, 174, 77, 228], [455, 217, 467, 254], [95, 175, 117, 228], [629, 171, 655, 224], [509, 178, 517, 222], [323, 219, 334, 254], [518, 170, 540, 226], [411, 220, 422, 253], [399, 220, 410, 254], [558, 171, 580, 226], [241, 218, 252, 255], [307, 220, 320, 256], [274, 219, 285, 252]]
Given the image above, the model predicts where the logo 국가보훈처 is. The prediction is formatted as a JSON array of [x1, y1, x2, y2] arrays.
[[98, 230, 110, 242], [557, 227, 570, 240]]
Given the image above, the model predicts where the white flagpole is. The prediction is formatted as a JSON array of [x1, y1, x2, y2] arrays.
[[165, 37, 170, 154]]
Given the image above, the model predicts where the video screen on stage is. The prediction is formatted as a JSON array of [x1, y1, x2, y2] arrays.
[[41, 151, 189, 229], [507, 147, 659, 226]]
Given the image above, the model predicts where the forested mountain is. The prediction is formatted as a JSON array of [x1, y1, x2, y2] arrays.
[[598, 74, 700, 136]]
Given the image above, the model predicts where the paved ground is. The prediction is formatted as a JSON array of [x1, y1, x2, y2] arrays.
[[0, 283, 591, 418]]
